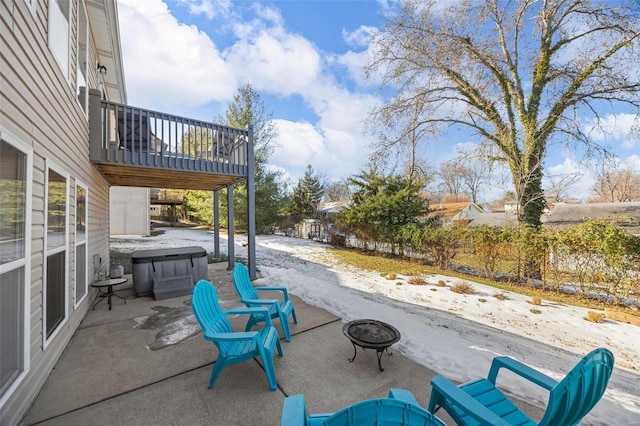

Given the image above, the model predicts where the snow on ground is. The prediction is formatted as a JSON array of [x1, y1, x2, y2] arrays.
[[111, 228, 640, 424]]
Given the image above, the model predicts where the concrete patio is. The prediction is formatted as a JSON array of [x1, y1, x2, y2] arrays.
[[21, 262, 542, 425]]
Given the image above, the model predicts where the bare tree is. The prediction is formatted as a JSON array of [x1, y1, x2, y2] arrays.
[[438, 159, 466, 199], [366, 0, 640, 228], [324, 180, 351, 202], [544, 173, 582, 203], [591, 160, 640, 201]]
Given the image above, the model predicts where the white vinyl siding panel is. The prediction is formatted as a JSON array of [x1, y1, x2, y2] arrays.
[[0, 1, 112, 422]]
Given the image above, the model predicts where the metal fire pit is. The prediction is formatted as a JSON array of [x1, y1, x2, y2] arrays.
[[342, 319, 401, 372]]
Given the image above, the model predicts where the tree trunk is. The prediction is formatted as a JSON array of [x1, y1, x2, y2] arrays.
[[514, 159, 546, 280]]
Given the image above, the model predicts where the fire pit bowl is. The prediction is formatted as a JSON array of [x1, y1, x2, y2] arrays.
[[342, 319, 401, 371]]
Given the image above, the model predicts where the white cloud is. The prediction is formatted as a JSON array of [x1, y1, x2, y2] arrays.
[[224, 30, 322, 96], [175, 0, 229, 20], [545, 158, 596, 202], [342, 25, 377, 47], [585, 113, 639, 149], [118, 0, 237, 109]]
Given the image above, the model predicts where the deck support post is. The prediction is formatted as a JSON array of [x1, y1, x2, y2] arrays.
[[213, 190, 220, 260], [246, 125, 257, 280], [227, 184, 235, 270]]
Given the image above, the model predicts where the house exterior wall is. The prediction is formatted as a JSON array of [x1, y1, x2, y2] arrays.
[[1, 1, 115, 423], [109, 187, 151, 236]]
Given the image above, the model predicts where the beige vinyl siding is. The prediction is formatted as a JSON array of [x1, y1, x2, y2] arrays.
[[0, 1, 110, 423]]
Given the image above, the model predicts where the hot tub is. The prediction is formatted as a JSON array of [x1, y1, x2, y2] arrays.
[[131, 246, 208, 299]]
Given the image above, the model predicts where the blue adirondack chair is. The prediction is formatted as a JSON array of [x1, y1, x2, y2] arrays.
[[191, 280, 283, 391], [282, 389, 446, 426], [232, 263, 298, 342], [427, 347, 615, 426]]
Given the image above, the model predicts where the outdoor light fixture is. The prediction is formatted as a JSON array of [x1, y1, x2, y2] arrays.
[[97, 63, 107, 75]]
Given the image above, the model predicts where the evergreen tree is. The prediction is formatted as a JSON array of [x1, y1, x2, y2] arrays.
[[180, 84, 288, 233], [288, 165, 325, 217], [337, 170, 430, 248]]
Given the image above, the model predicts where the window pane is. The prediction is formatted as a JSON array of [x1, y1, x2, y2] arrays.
[[0, 140, 27, 265], [47, 169, 66, 250], [0, 268, 25, 398], [46, 251, 66, 338], [75, 243, 86, 301], [76, 185, 86, 242]]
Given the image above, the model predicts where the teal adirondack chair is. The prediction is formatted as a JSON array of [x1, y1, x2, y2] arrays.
[[428, 347, 615, 426], [191, 280, 283, 390], [232, 263, 298, 342], [282, 389, 446, 426]]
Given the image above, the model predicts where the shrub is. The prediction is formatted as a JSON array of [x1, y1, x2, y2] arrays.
[[586, 311, 605, 323], [451, 281, 474, 294], [493, 292, 509, 301], [408, 276, 426, 285], [437, 280, 446, 287], [531, 296, 542, 305], [386, 273, 397, 280], [530, 309, 542, 314]]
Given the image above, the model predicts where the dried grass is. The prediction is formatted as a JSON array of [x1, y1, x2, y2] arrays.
[[493, 292, 509, 301], [386, 273, 397, 280], [531, 296, 542, 305], [451, 281, 474, 294], [436, 280, 446, 287], [586, 311, 605, 323], [407, 276, 426, 285]]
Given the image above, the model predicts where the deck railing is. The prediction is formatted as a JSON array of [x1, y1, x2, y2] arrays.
[[89, 89, 249, 175]]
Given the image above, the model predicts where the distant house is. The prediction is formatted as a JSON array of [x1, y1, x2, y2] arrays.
[[317, 200, 350, 220], [469, 212, 520, 228], [544, 202, 640, 235], [429, 202, 487, 227]]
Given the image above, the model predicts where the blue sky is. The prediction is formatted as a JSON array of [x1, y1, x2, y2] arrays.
[[116, 0, 639, 203]]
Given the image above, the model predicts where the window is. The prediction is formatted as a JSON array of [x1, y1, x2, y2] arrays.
[[0, 131, 32, 408], [49, 0, 70, 79], [74, 182, 87, 306], [76, 0, 88, 114], [44, 164, 68, 344]]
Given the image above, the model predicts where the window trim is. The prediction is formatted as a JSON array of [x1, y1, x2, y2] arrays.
[[74, 180, 88, 308], [43, 160, 69, 348], [76, 0, 89, 116], [25, 0, 37, 17], [48, 0, 71, 81], [0, 128, 33, 409]]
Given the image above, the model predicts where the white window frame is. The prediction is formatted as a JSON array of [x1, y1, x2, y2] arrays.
[[25, 0, 37, 17], [76, 0, 89, 116], [48, 0, 71, 80], [74, 180, 88, 308], [0, 128, 32, 409], [43, 160, 69, 348]]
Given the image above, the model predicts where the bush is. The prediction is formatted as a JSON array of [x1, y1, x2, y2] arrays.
[[408, 276, 426, 285], [451, 281, 474, 294], [493, 292, 509, 301], [586, 311, 605, 323]]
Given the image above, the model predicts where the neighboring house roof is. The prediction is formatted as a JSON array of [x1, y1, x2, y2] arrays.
[[469, 212, 520, 228], [544, 202, 640, 234], [430, 202, 486, 219], [317, 200, 350, 214]]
